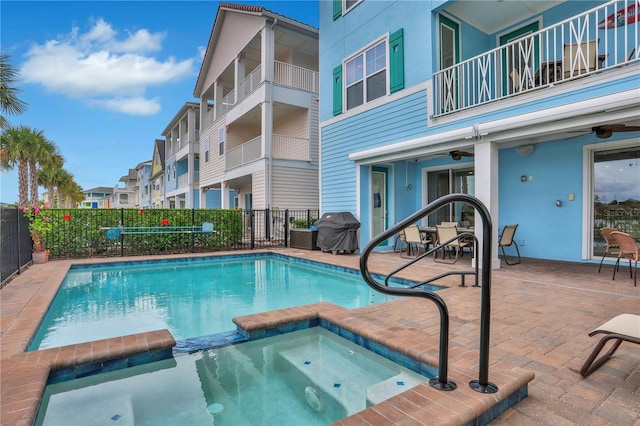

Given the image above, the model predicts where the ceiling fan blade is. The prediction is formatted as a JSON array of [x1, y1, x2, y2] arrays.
[[601, 124, 640, 132]]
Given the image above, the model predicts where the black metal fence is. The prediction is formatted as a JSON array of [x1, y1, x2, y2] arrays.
[[1, 207, 33, 286], [1, 207, 319, 285]]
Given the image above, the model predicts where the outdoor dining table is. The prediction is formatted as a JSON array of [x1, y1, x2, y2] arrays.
[[419, 227, 475, 245]]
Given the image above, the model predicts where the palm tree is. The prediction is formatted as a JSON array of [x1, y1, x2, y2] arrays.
[[0, 52, 28, 129], [29, 136, 61, 206], [0, 125, 32, 206], [38, 163, 66, 207]]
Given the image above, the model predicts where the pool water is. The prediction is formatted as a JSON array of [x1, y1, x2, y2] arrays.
[[35, 328, 428, 426], [29, 255, 418, 350]]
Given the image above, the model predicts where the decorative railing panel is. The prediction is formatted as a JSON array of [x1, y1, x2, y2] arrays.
[[433, 0, 639, 116]]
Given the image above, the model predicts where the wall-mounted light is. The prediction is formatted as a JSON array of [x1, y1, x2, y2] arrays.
[[555, 200, 563, 207], [520, 175, 527, 182], [516, 144, 535, 157]]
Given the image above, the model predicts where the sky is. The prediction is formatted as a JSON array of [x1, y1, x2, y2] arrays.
[[0, 0, 319, 205]]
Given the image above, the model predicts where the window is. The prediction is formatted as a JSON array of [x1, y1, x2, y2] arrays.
[[333, 29, 403, 115], [334, 0, 361, 19], [204, 136, 210, 163], [218, 128, 225, 156], [345, 40, 386, 110]]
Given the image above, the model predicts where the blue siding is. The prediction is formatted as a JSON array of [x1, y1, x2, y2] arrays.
[[206, 189, 221, 209], [319, 0, 432, 121], [321, 91, 429, 213]]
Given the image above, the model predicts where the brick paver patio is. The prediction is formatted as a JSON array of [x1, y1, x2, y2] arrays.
[[1, 249, 638, 425]]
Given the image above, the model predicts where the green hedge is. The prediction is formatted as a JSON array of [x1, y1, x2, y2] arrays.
[[41, 208, 245, 258]]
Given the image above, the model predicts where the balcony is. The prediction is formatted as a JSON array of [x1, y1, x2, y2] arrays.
[[177, 171, 200, 188], [204, 62, 319, 130], [226, 134, 311, 170], [274, 61, 319, 93], [433, 0, 639, 117]]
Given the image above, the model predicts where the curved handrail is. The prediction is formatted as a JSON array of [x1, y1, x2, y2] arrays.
[[359, 193, 497, 393]]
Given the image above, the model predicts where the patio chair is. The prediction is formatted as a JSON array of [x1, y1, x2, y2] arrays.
[[499, 224, 521, 265], [579, 313, 640, 377], [610, 231, 639, 286], [434, 224, 470, 264], [597, 227, 620, 273], [563, 40, 597, 78], [393, 229, 406, 253], [401, 225, 431, 258]]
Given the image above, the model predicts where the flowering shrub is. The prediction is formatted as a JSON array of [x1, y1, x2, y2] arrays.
[[23, 204, 53, 253]]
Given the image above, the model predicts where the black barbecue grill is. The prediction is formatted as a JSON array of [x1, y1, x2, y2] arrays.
[[314, 212, 360, 254]]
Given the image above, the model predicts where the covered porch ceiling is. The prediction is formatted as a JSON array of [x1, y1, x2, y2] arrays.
[[441, 0, 564, 34]]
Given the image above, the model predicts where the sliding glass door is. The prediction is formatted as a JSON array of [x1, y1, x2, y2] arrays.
[[424, 166, 475, 226], [592, 146, 640, 258]]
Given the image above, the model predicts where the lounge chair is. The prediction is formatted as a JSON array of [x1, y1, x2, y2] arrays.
[[499, 224, 521, 265], [597, 227, 620, 273], [579, 313, 640, 377], [610, 231, 639, 286]]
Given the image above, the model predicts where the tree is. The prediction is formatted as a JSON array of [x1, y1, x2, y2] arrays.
[[0, 125, 58, 207], [1, 125, 32, 206], [29, 135, 61, 206], [0, 52, 27, 129]]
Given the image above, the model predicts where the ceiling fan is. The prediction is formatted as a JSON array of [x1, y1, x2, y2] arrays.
[[450, 150, 474, 161], [591, 124, 640, 139]]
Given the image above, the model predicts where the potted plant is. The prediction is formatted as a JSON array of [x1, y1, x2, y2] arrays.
[[23, 204, 52, 263]]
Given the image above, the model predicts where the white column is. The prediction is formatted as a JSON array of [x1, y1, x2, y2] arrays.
[[261, 24, 275, 208], [474, 141, 501, 269]]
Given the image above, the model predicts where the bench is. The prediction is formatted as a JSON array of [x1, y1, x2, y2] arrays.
[[104, 222, 214, 240]]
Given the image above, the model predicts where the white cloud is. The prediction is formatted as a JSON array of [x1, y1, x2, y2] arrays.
[[20, 18, 193, 115], [91, 97, 161, 115]]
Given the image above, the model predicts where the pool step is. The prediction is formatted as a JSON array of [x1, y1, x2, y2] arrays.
[[365, 372, 425, 406]]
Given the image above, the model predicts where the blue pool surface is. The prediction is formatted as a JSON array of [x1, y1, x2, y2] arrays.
[[30, 254, 433, 350], [35, 327, 429, 426]]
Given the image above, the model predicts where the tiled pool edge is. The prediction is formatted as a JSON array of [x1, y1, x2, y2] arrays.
[[2, 255, 534, 426], [2, 329, 176, 426], [233, 302, 534, 426]]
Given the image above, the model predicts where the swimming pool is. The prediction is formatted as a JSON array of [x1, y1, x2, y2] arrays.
[[35, 327, 429, 426], [30, 254, 433, 350]]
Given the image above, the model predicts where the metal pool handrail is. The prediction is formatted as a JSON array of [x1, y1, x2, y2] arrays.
[[359, 193, 498, 393]]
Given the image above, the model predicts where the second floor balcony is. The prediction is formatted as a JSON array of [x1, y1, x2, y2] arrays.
[[433, 0, 639, 117], [226, 134, 311, 170], [204, 62, 319, 129]]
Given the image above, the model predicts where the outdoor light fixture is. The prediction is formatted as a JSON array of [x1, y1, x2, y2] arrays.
[[556, 200, 563, 207], [516, 144, 535, 157]]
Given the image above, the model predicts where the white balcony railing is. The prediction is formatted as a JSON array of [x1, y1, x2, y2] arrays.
[[177, 171, 200, 188], [274, 61, 319, 93], [226, 136, 262, 170], [433, 0, 639, 116], [204, 62, 319, 131], [273, 134, 310, 161], [238, 65, 262, 101]]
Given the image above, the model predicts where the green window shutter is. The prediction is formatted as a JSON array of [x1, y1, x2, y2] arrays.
[[389, 28, 405, 93], [333, 0, 342, 20], [333, 65, 343, 116]]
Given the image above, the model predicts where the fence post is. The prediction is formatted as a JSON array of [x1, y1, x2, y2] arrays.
[[284, 209, 290, 247], [265, 208, 271, 241], [120, 209, 124, 257], [191, 209, 196, 253], [250, 210, 255, 249]]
